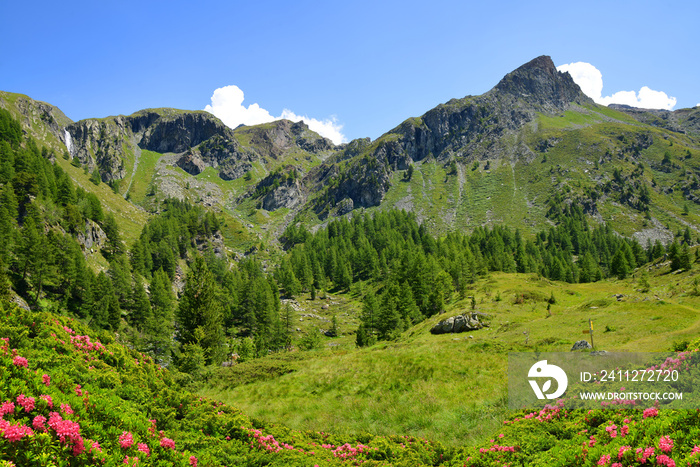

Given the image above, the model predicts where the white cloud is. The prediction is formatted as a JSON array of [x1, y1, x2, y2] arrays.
[[556, 62, 677, 110], [204, 85, 346, 144], [280, 109, 346, 146]]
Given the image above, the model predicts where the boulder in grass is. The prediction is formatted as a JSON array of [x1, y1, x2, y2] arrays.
[[571, 340, 592, 351]]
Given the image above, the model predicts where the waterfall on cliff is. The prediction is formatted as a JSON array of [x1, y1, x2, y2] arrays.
[[64, 129, 73, 157]]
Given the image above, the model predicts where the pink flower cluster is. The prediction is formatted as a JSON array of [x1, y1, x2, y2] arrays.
[[160, 437, 175, 450], [32, 415, 47, 431], [189, 456, 198, 467], [480, 444, 517, 454], [70, 334, 105, 354], [659, 435, 674, 454], [119, 431, 134, 449], [0, 420, 34, 442], [648, 351, 694, 374], [48, 411, 84, 455], [245, 428, 295, 453], [605, 424, 617, 438], [137, 442, 150, 457], [656, 454, 676, 467], [12, 356, 28, 368], [42, 374, 50, 386], [512, 399, 568, 424], [0, 401, 15, 416], [643, 407, 659, 418], [323, 443, 375, 459], [636, 447, 655, 463], [17, 394, 35, 413]]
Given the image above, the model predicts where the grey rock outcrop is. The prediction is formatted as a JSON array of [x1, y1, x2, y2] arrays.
[[262, 179, 304, 211], [430, 313, 484, 334], [571, 340, 593, 351], [75, 220, 108, 253]]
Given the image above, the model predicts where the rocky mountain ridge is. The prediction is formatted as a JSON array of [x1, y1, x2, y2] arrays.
[[2, 56, 700, 247]]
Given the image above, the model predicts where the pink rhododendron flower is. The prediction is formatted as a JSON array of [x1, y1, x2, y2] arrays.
[[189, 456, 198, 467], [0, 401, 15, 416], [42, 374, 50, 386], [119, 431, 134, 449], [137, 443, 150, 457], [643, 407, 659, 418], [659, 435, 673, 453], [2, 423, 33, 442], [16, 395, 35, 413], [597, 454, 611, 465], [60, 403, 73, 415], [12, 356, 28, 367], [606, 424, 618, 438], [160, 437, 175, 449], [32, 415, 47, 431], [75, 385, 82, 396]]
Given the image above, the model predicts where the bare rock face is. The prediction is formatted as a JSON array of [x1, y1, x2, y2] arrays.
[[75, 220, 107, 253], [176, 152, 207, 175], [66, 110, 236, 182], [493, 55, 592, 111], [262, 179, 304, 211]]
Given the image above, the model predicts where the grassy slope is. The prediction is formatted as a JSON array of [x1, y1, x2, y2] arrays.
[[202, 255, 700, 448], [373, 104, 700, 239]]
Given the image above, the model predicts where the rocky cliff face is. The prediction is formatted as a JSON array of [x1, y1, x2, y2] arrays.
[[310, 55, 590, 211], [66, 107, 337, 186], [491, 55, 592, 111], [135, 110, 235, 153], [65, 109, 236, 182]]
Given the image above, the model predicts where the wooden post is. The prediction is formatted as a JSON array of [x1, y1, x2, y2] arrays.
[[589, 319, 594, 350]]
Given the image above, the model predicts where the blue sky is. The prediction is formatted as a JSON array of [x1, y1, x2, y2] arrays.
[[1, 1, 698, 144]]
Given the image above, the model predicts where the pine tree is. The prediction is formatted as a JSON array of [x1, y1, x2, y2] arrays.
[[176, 257, 224, 364], [129, 277, 151, 329], [146, 269, 175, 363], [101, 213, 123, 259], [669, 241, 682, 271], [610, 249, 629, 279], [376, 283, 403, 340]]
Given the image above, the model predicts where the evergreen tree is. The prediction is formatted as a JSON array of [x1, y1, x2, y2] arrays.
[[610, 249, 629, 279], [669, 241, 682, 271], [146, 269, 175, 363], [129, 277, 151, 329], [376, 283, 403, 340], [101, 213, 123, 259], [176, 257, 224, 364]]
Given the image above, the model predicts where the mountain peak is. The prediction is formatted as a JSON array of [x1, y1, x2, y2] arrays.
[[492, 55, 592, 110]]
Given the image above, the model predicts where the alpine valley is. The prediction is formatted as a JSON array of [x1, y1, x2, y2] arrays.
[[2, 56, 700, 466]]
